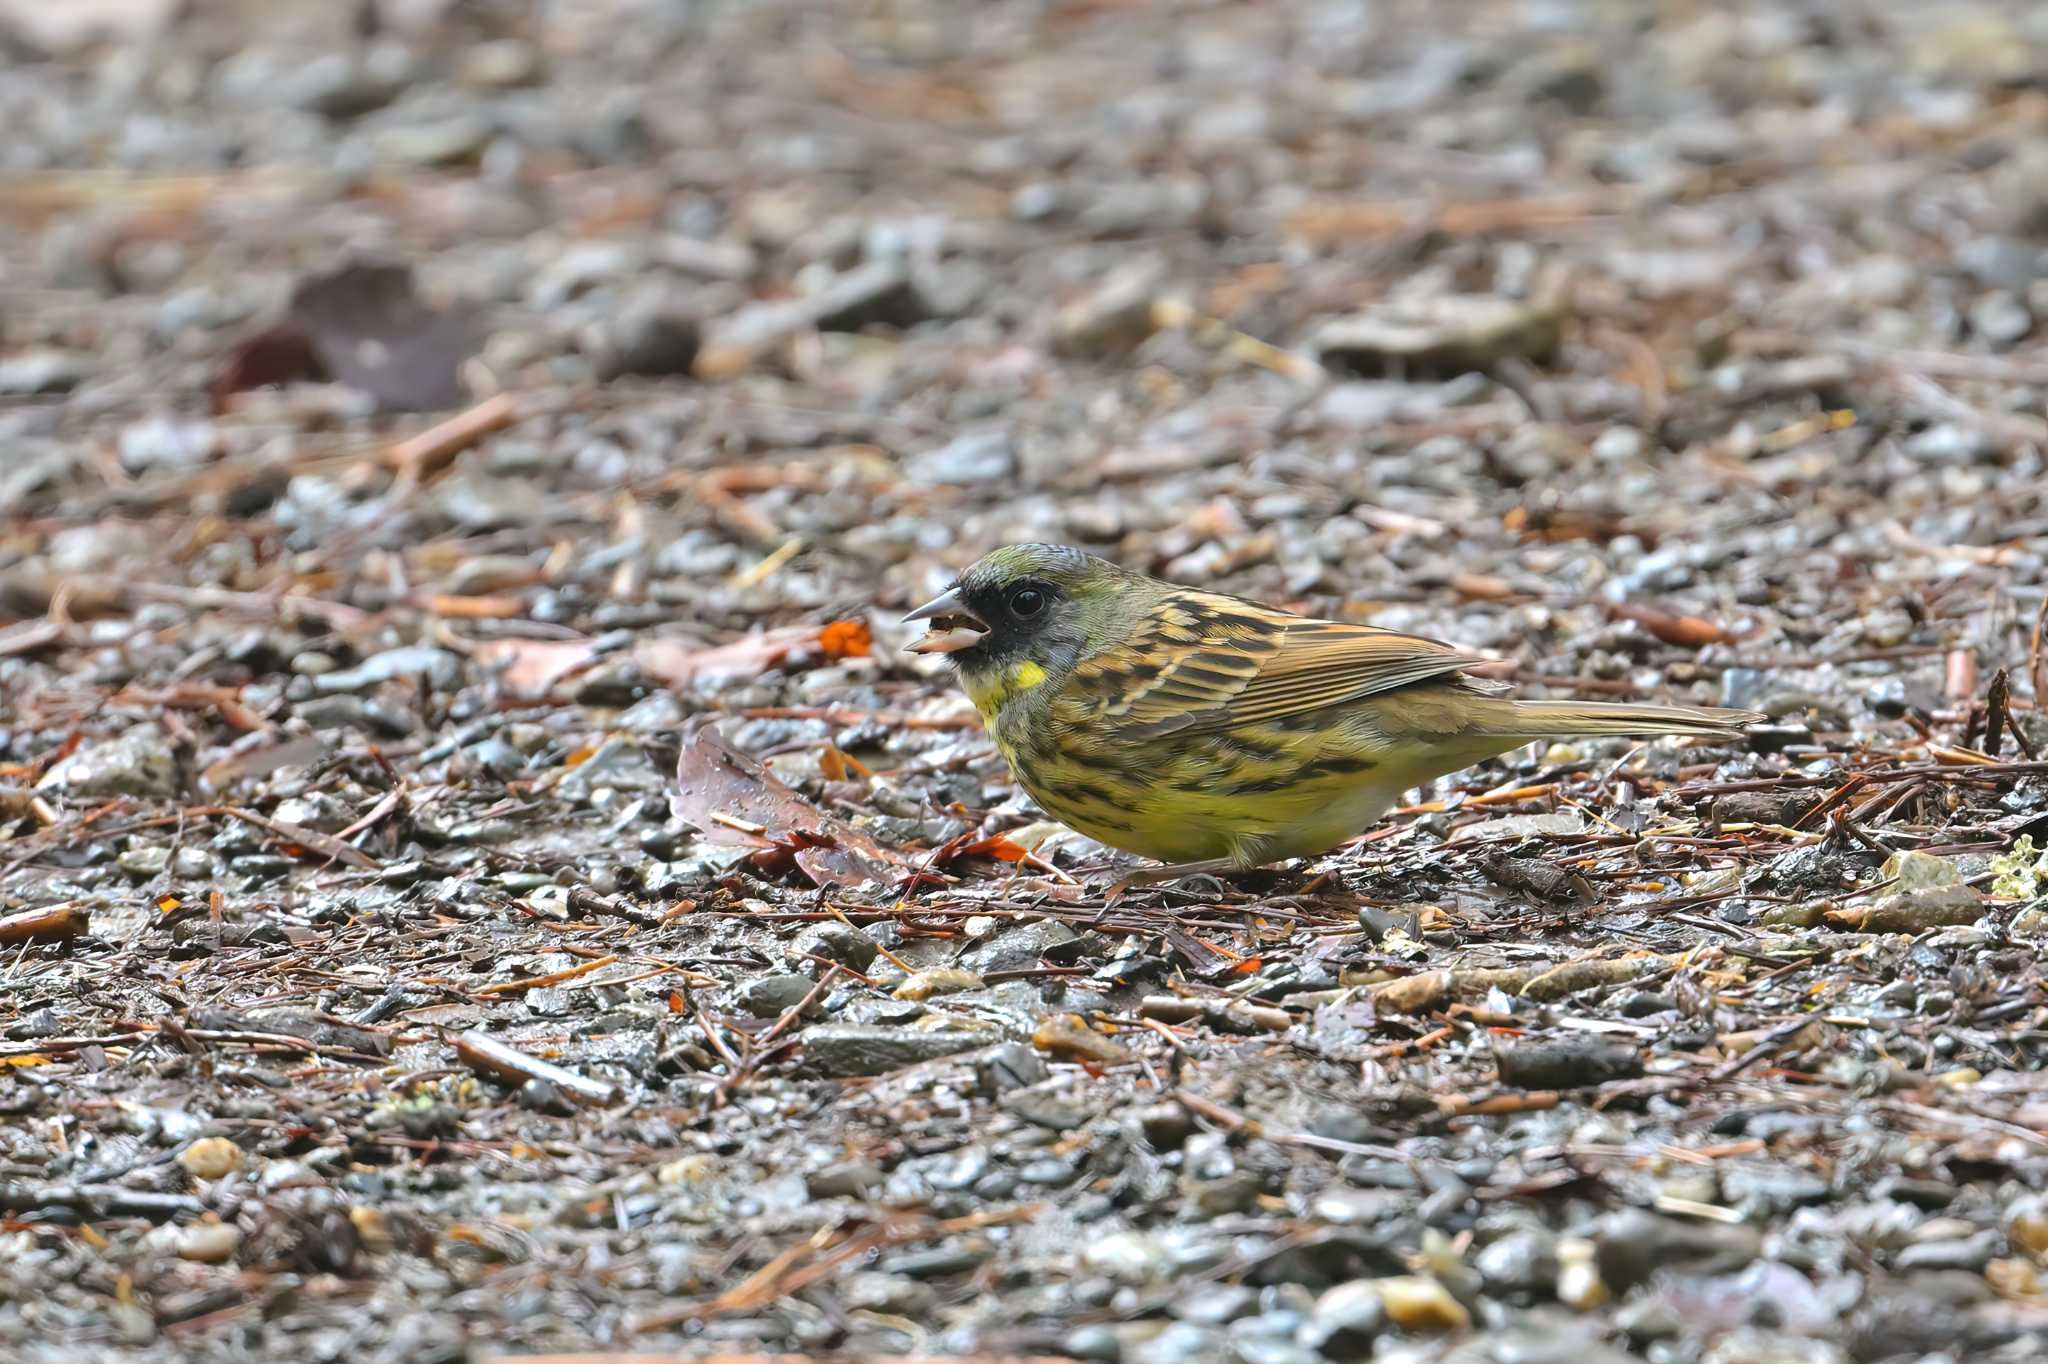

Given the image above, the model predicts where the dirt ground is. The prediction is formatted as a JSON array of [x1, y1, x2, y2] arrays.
[[4, 1, 2048, 1361]]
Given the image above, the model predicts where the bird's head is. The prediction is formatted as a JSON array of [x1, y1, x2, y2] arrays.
[[901, 543, 1135, 683]]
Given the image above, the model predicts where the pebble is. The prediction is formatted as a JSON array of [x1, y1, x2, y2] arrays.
[[1374, 1276, 1470, 1331], [1084, 1231, 1170, 1282], [975, 1042, 1050, 1095], [116, 845, 214, 878], [1061, 1324, 1122, 1360], [596, 305, 701, 380], [0, 349, 95, 394], [1054, 260, 1167, 357], [805, 1159, 885, 1199], [1969, 289, 2034, 346], [1594, 1211, 1760, 1291], [906, 424, 1018, 485], [178, 1136, 246, 1180], [1310, 295, 1564, 377], [1894, 1228, 2002, 1272], [1127, 1323, 1225, 1364], [735, 974, 819, 1018], [457, 39, 543, 90], [1474, 1229, 1559, 1297], [1299, 1280, 1385, 1355], [38, 727, 180, 799], [791, 923, 880, 975], [960, 918, 1080, 973], [375, 114, 494, 167], [798, 1024, 991, 1077], [1555, 1236, 1608, 1310], [1171, 1283, 1257, 1324], [893, 967, 985, 1000], [175, 1223, 242, 1264], [118, 416, 217, 472]]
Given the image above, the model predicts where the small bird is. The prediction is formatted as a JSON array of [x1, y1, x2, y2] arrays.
[[903, 544, 1764, 885]]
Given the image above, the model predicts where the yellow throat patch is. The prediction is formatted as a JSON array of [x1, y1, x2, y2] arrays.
[[963, 659, 1047, 715]]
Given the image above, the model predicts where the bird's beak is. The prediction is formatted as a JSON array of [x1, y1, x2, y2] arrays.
[[901, 586, 988, 654]]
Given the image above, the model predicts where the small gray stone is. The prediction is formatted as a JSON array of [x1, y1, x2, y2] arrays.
[[38, 727, 180, 799], [734, 974, 819, 1019], [1230, 1338, 1320, 1364], [118, 417, 217, 472], [977, 1043, 1051, 1096], [1720, 1163, 1831, 1216], [1904, 424, 1990, 465], [1474, 1229, 1559, 1297], [1298, 1279, 1384, 1356], [1061, 1324, 1122, 1361], [1594, 1210, 1761, 1291], [1171, 1283, 1257, 1325], [805, 1159, 884, 1199], [376, 115, 494, 167], [457, 39, 543, 90], [597, 307, 701, 381], [0, 350, 95, 394], [116, 845, 214, 878], [798, 1024, 988, 1077], [1970, 290, 2034, 346], [791, 922, 880, 975], [1310, 295, 1565, 377], [906, 425, 1017, 485], [1894, 1228, 2002, 1272], [555, 739, 662, 800], [1128, 1323, 1225, 1364], [958, 918, 1079, 973], [1054, 260, 1166, 357]]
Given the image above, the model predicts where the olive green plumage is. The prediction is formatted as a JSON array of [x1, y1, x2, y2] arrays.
[[904, 544, 1762, 874]]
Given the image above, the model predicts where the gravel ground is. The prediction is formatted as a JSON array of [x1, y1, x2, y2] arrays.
[[4, 1, 2048, 1361]]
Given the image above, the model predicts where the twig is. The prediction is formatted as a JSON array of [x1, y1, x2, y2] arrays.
[[453, 1029, 622, 1106], [384, 391, 521, 481], [477, 954, 622, 996], [1708, 1016, 1813, 1082], [0, 903, 90, 944]]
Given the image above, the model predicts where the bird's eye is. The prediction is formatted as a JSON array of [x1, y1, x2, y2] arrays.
[[1008, 586, 1046, 617]]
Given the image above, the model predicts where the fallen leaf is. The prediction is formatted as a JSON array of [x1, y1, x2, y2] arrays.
[[817, 618, 872, 659], [671, 723, 905, 887], [474, 639, 600, 697], [634, 621, 867, 690], [211, 323, 327, 410], [288, 263, 476, 412], [214, 263, 477, 413]]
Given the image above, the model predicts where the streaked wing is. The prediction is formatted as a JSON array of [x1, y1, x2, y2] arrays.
[[1055, 589, 1483, 740]]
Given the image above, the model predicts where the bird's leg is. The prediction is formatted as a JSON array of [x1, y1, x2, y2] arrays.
[[1101, 856, 1242, 903]]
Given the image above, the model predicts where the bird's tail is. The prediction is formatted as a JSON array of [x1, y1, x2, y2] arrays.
[[1476, 699, 1765, 741]]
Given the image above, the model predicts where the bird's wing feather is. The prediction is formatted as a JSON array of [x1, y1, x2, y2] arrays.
[[1055, 590, 1483, 739]]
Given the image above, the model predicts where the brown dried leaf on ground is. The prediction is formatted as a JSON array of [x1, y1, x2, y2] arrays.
[[474, 639, 602, 698], [635, 620, 870, 690], [671, 722, 904, 886], [214, 263, 475, 413]]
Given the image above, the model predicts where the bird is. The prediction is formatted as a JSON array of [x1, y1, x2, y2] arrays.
[[902, 543, 1764, 886]]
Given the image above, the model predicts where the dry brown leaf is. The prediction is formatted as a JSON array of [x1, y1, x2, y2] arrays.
[[671, 723, 905, 887]]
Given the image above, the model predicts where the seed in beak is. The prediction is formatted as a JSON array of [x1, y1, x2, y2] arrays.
[[901, 586, 988, 654]]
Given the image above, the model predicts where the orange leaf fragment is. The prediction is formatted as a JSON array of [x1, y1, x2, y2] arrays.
[[817, 618, 872, 659]]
